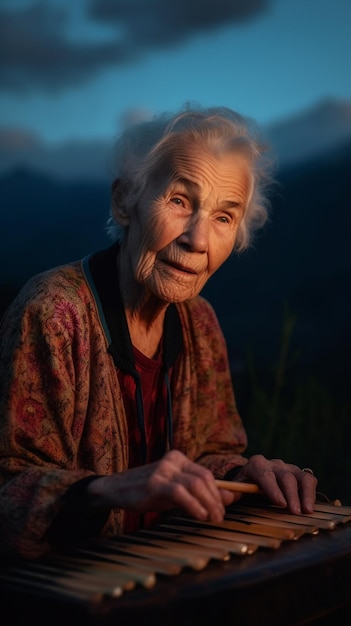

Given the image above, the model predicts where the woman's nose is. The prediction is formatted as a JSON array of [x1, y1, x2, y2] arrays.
[[177, 212, 209, 252]]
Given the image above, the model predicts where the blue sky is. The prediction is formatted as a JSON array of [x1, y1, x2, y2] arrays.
[[1, 0, 351, 144]]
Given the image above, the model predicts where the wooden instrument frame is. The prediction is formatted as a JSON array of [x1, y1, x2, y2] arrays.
[[1, 502, 351, 626]]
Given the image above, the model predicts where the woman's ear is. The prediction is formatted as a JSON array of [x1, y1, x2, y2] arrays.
[[111, 178, 130, 226]]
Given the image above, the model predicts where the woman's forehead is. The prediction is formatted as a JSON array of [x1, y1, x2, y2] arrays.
[[143, 138, 253, 197], [171, 143, 252, 181]]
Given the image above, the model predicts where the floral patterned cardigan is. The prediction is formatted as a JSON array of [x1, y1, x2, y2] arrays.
[[0, 245, 248, 559]]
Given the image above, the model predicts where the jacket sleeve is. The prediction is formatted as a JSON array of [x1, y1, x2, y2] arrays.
[[0, 274, 106, 558]]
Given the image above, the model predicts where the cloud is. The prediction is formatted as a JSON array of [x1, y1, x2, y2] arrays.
[[89, 0, 269, 47], [0, 0, 269, 94], [0, 3, 134, 93]]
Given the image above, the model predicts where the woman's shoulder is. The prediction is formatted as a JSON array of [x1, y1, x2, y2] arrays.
[[3, 260, 90, 320]]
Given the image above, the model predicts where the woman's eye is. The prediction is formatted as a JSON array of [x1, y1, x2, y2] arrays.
[[171, 197, 184, 206]]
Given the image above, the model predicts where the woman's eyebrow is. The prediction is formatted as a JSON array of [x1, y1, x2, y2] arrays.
[[221, 199, 243, 209], [171, 176, 200, 193]]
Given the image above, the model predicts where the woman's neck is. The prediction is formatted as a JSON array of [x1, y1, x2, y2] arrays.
[[118, 251, 168, 358]]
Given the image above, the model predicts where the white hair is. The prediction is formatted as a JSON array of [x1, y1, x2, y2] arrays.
[[107, 103, 275, 252]]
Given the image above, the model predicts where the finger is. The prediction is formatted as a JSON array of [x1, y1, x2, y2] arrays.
[[273, 470, 302, 514], [240, 457, 288, 508], [297, 468, 318, 514], [180, 467, 226, 521], [254, 469, 288, 509], [270, 466, 317, 515], [149, 454, 226, 521], [157, 478, 222, 522], [173, 454, 224, 503]]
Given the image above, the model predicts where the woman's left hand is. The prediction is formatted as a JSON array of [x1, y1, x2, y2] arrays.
[[231, 454, 318, 514]]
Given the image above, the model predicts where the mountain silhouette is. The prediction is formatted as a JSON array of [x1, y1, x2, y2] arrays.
[[267, 98, 351, 166], [0, 167, 111, 286]]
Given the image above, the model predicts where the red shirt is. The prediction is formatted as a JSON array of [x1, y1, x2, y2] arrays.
[[118, 345, 169, 533]]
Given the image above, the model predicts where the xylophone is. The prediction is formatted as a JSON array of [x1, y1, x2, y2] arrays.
[[1, 497, 351, 626]]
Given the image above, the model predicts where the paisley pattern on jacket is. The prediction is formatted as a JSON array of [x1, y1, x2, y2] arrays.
[[0, 259, 247, 558]]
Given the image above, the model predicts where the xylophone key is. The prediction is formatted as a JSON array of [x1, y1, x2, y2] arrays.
[[225, 508, 318, 536], [86, 539, 182, 576], [168, 517, 282, 550], [134, 528, 231, 561], [102, 535, 209, 571], [159, 523, 258, 554], [227, 505, 332, 531]]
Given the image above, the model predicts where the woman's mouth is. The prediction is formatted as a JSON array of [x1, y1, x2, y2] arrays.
[[162, 259, 196, 274]]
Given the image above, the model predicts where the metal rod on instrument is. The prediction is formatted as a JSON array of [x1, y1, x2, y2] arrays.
[[215, 480, 261, 494]]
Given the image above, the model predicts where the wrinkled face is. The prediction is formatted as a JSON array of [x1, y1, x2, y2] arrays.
[[121, 144, 252, 303]]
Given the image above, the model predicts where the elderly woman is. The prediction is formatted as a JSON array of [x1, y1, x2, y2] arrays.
[[0, 105, 317, 559]]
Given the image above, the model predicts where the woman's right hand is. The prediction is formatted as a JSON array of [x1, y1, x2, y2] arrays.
[[86, 449, 234, 522]]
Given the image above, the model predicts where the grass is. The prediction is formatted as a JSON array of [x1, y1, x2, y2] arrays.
[[236, 303, 351, 506]]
